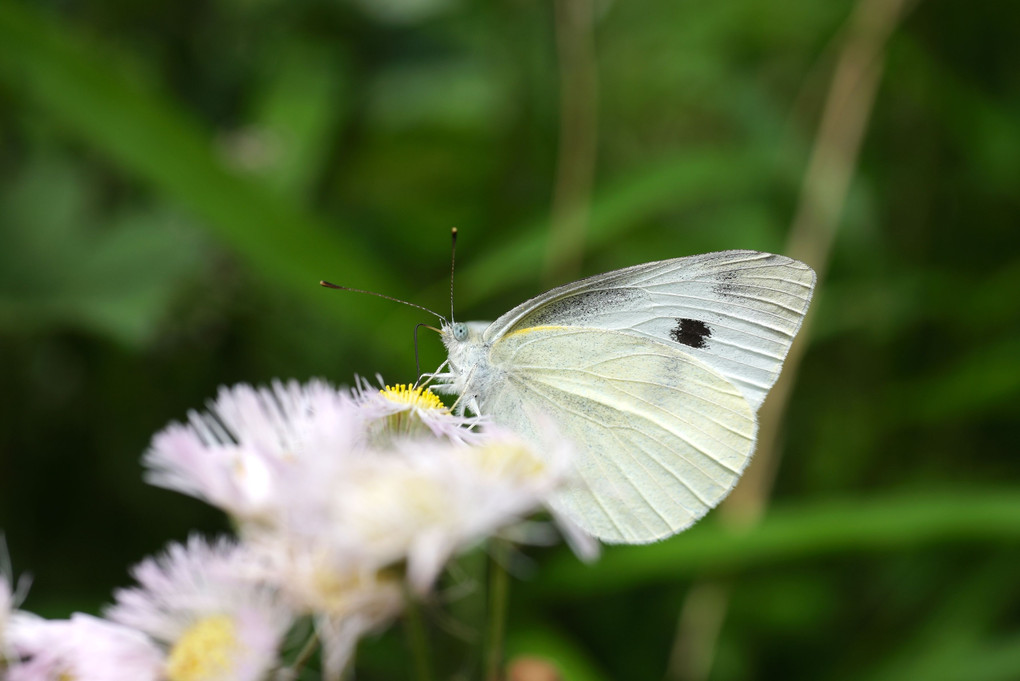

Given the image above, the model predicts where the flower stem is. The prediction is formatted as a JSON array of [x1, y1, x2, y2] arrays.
[[403, 585, 433, 681], [280, 627, 319, 680], [485, 539, 510, 681], [291, 627, 318, 676]]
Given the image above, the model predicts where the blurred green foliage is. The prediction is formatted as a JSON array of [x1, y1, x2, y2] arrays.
[[0, 0, 1018, 679]]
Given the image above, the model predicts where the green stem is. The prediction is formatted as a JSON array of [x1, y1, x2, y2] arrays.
[[280, 626, 319, 679], [485, 539, 510, 681], [403, 585, 433, 681]]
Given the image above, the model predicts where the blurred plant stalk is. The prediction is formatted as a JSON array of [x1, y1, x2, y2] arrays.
[[668, 0, 919, 678], [545, 0, 599, 285]]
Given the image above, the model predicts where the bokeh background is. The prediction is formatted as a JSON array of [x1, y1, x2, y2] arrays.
[[1, 0, 1019, 679]]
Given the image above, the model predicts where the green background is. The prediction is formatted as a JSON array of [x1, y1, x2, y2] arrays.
[[1, 0, 1018, 679]]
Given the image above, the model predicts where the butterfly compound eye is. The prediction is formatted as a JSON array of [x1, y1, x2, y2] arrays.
[[453, 322, 468, 341]]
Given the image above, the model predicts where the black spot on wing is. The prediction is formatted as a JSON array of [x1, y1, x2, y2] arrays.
[[516, 286, 647, 327], [670, 318, 711, 348]]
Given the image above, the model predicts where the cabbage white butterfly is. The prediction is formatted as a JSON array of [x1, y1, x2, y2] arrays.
[[431, 250, 815, 544]]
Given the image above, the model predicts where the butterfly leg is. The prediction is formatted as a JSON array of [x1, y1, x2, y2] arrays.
[[443, 364, 480, 416], [416, 360, 453, 393]]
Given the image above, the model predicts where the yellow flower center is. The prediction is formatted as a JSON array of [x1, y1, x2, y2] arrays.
[[166, 614, 239, 681], [314, 570, 363, 613], [308, 565, 401, 621], [472, 442, 547, 481], [380, 384, 447, 412]]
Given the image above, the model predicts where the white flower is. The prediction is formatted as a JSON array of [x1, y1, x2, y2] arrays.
[[320, 425, 586, 592], [245, 534, 404, 678], [1, 538, 30, 663], [6, 613, 163, 681], [143, 380, 359, 528], [106, 535, 293, 681], [353, 376, 486, 443], [1, 558, 12, 659], [139, 376, 595, 677], [464, 426, 600, 564]]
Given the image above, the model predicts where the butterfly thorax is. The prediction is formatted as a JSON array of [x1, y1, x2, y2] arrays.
[[437, 321, 499, 415]]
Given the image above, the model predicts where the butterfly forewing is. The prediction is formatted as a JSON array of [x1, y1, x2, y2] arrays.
[[484, 250, 815, 411], [483, 326, 757, 543]]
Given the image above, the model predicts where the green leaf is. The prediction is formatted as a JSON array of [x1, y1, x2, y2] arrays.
[[533, 491, 1020, 597], [0, 1, 402, 349], [0, 153, 202, 344]]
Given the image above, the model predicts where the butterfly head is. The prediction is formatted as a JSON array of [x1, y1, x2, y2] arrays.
[[439, 321, 490, 366], [441, 321, 473, 351], [437, 320, 493, 413]]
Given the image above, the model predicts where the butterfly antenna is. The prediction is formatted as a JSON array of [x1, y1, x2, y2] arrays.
[[449, 227, 458, 322], [319, 281, 447, 324], [412, 322, 435, 380]]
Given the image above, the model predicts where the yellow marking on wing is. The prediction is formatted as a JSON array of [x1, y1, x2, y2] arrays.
[[502, 325, 576, 340]]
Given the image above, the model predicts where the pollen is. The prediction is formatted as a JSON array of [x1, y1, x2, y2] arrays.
[[166, 614, 238, 681], [380, 384, 447, 412]]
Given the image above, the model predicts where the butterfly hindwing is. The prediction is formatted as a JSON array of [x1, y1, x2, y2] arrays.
[[482, 326, 757, 543]]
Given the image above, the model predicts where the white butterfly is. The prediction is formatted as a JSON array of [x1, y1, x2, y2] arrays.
[[430, 250, 816, 544]]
